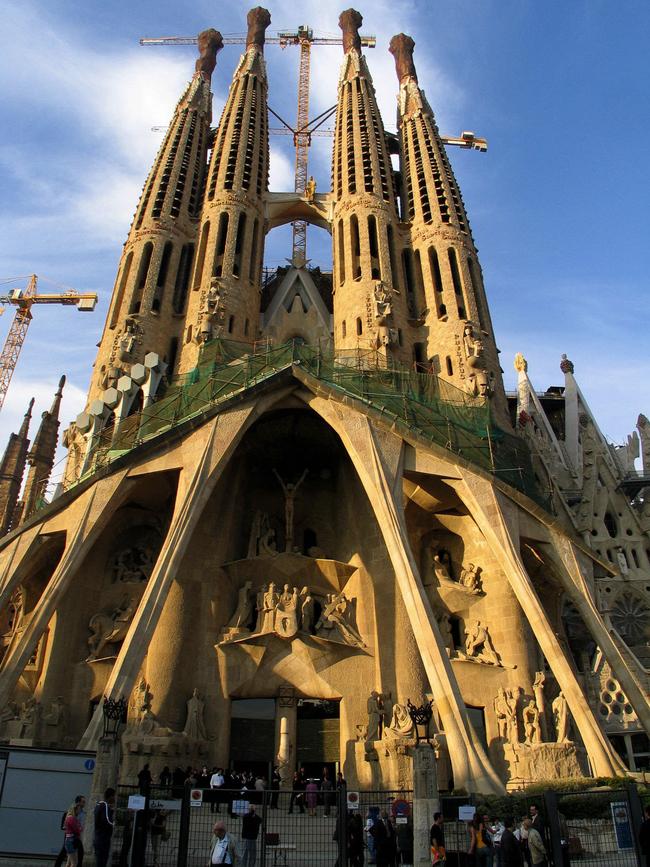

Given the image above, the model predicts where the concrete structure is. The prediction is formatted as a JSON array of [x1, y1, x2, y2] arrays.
[[0, 7, 648, 796]]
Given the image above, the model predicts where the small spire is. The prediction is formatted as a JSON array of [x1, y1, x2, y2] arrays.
[[195, 29, 224, 80], [339, 9, 363, 54], [389, 34, 418, 85], [18, 398, 35, 438], [50, 374, 65, 416], [560, 353, 574, 374], [246, 7, 271, 52]]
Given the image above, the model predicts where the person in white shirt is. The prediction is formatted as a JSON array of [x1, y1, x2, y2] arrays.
[[210, 768, 225, 814], [210, 822, 233, 865]]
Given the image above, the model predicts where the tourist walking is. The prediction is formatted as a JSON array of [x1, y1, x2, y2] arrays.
[[63, 801, 84, 866], [521, 819, 546, 867], [499, 817, 522, 867], [240, 804, 262, 867], [93, 788, 115, 867], [288, 770, 305, 814], [54, 796, 86, 867], [322, 768, 334, 817], [348, 811, 365, 867], [469, 815, 494, 867], [430, 812, 446, 865], [209, 821, 234, 865], [371, 811, 397, 867], [305, 778, 319, 816]]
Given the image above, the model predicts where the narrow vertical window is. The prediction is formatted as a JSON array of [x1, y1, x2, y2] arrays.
[[193, 222, 210, 290], [228, 315, 235, 334], [233, 212, 246, 278], [152, 241, 173, 312], [249, 218, 259, 283], [387, 224, 399, 289], [214, 212, 230, 278], [351, 215, 361, 279], [166, 337, 178, 376], [342, 320, 347, 338], [338, 219, 346, 285], [173, 243, 195, 314], [448, 247, 466, 319], [356, 317, 363, 336], [368, 215, 380, 280], [402, 249, 417, 317], [129, 242, 153, 314], [428, 246, 444, 318], [446, 356, 453, 376], [110, 251, 133, 328]]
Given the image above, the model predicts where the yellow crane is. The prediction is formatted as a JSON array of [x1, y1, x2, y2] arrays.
[[0, 275, 98, 412]]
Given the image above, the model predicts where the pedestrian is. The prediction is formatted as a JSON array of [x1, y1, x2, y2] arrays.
[[490, 816, 504, 867], [395, 816, 413, 865], [159, 766, 172, 788], [270, 766, 281, 809], [211, 767, 225, 814], [371, 811, 396, 867], [306, 778, 319, 817], [288, 770, 305, 814], [365, 809, 379, 864], [254, 774, 265, 806], [209, 820, 234, 865], [430, 812, 446, 865], [54, 796, 86, 867], [240, 804, 262, 867], [322, 768, 334, 817], [150, 809, 168, 867], [93, 787, 115, 867], [137, 763, 152, 794], [348, 811, 365, 867], [640, 805, 650, 867], [469, 814, 494, 867], [499, 817, 523, 867], [63, 801, 83, 866], [521, 819, 546, 867], [528, 805, 545, 839]]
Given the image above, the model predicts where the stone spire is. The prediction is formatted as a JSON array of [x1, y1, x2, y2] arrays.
[[87, 28, 224, 400], [20, 376, 66, 522], [0, 398, 33, 535], [389, 34, 509, 423], [331, 10, 411, 364], [179, 7, 272, 371]]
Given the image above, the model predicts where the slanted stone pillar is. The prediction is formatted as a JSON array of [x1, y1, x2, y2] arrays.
[[82, 737, 121, 862]]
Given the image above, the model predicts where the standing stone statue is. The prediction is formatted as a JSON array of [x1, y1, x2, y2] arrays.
[[493, 687, 510, 741], [366, 691, 383, 744], [505, 689, 520, 744], [43, 696, 67, 743], [273, 469, 308, 552], [262, 582, 279, 632], [523, 700, 541, 745], [552, 692, 571, 743], [19, 696, 41, 739], [431, 549, 452, 582], [532, 671, 548, 740], [184, 688, 207, 740], [300, 591, 315, 634]]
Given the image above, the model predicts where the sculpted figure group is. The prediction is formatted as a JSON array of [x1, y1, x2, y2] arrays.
[[494, 671, 572, 747], [431, 548, 484, 595], [364, 690, 414, 754], [225, 581, 364, 647]]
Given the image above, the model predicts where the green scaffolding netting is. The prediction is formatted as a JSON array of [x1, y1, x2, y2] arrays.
[[78, 339, 547, 508]]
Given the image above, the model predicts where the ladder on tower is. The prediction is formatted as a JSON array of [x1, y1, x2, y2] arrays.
[[0, 275, 98, 412]]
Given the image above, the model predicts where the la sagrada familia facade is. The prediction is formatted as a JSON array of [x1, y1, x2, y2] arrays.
[[0, 8, 648, 794]]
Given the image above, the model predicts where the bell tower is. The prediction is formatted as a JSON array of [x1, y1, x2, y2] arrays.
[[87, 30, 224, 400], [331, 10, 411, 364], [389, 34, 508, 419], [179, 7, 272, 371]]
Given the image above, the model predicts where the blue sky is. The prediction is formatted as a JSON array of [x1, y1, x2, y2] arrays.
[[0, 0, 648, 483]]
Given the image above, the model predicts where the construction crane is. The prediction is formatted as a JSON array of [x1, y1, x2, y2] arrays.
[[142, 30, 487, 264], [0, 275, 98, 412]]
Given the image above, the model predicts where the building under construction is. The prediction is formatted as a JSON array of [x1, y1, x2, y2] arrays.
[[0, 6, 648, 795]]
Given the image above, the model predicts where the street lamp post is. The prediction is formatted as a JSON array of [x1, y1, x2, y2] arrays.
[[407, 698, 440, 867], [82, 696, 126, 865]]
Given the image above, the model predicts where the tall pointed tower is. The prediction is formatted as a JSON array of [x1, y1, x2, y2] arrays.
[[179, 7, 271, 371], [0, 399, 33, 535], [389, 34, 508, 420], [87, 29, 224, 399], [331, 10, 411, 364], [19, 376, 65, 522]]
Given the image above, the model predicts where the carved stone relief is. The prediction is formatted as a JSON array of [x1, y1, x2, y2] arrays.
[[86, 595, 138, 661]]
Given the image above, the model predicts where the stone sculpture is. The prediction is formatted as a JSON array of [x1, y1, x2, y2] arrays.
[[553, 692, 571, 743], [388, 33, 417, 85], [113, 546, 154, 583], [227, 581, 254, 630], [315, 592, 365, 647], [0, 702, 18, 739], [436, 611, 454, 656], [464, 620, 500, 665], [494, 687, 511, 741], [184, 688, 207, 740], [300, 592, 316, 634], [339, 8, 363, 54], [275, 584, 300, 638], [43, 696, 67, 743], [523, 700, 541, 745], [366, 690, 383, 744], [262, 582, 279, 632], [246, 6, 271, 50], [505, 689, 520, 743], [87, 596, 137, 661], [462, 322, 492, 397], [432, 550, 452, 583], [383, 703, 415, 740], [19, 696, 41, 739], [459, 563, 483, 595], [273, 468, 308, 552], [195, 28, 224, 78]]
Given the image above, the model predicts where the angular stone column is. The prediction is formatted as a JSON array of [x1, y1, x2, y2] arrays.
[[456, 471, 629, 776], [301, 389, 505, 793]]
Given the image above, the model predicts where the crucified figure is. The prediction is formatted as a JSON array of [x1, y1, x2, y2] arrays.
[[273, 468, 308, 552]]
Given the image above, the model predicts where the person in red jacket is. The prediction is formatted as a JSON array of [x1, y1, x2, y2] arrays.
[[63, 802, 83, 866]]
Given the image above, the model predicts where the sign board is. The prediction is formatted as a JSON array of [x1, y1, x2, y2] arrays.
[[83, 759, 96, 771], [392, 799, 411, 818], [396, 816, 408, 825], [610, 801, 634, 850], [128, 795, 146, 811], [347, 791, 360, 810], [150, 799, 182, 811], [459, 805, 476, 821], [189, 789, 203, 807], [232, 799, 250, 816]]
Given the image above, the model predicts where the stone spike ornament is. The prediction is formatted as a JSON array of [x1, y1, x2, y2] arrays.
[[339, 8, 363, 54], [195, 28, 224, 79], [0, 7, 646, 802], [246, 6, 272, 50], [388, 33, 417, 84]]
